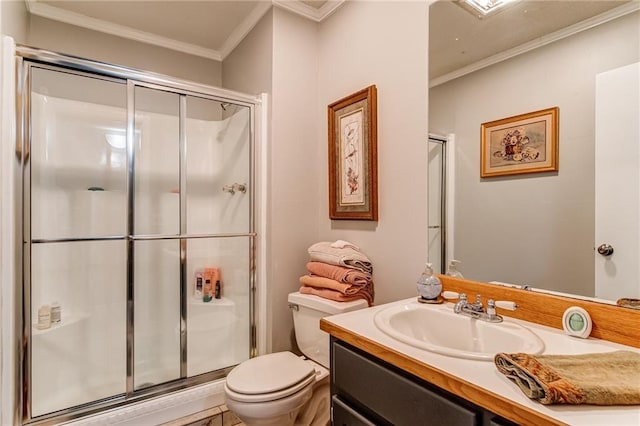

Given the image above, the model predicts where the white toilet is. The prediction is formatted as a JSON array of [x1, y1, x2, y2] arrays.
[[224, 291, 368, 426]]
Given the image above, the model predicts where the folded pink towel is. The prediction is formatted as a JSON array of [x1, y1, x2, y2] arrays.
[[300, 274, 374, 296], [299, 285, 373, 306], [306, 262, 371, 285], [300, 275, 352, 294]]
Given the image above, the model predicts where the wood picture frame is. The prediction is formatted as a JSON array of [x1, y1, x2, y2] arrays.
[[481, 107, 559, 178], [328, 85, 378, 220]]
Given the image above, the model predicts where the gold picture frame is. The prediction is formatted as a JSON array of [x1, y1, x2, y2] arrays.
[[328, 85, 378, 220], [481, 107, 559, 178]]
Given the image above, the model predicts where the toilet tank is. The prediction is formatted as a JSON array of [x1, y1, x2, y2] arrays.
[[287, 292, 368, 368]]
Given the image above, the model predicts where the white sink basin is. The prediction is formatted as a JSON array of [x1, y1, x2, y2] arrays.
[[374, 302, 544, 361]]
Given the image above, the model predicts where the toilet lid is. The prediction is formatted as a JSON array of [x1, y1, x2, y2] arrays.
[[226, 352, 315, 396], [224, 373, 315, 403]]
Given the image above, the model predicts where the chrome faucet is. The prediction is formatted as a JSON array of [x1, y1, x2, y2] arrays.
[[449, 292, 517, 323], [454, 294, 483, 314]]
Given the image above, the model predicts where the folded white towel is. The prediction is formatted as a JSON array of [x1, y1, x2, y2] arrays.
[[308, 241, 372, 274], [330, 239, 360, 251]]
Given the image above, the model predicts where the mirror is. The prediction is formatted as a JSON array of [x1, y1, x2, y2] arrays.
[[428, 0, 640, 304]]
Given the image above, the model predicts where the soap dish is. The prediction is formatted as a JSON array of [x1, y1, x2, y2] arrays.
[[417, 295, 444, 304]]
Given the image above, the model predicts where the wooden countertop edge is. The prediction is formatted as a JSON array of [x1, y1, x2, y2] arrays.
[[320, 319, 566, 426], [439, 276, 640, 348]]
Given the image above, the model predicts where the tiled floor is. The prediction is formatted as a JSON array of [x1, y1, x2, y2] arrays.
[[160, 404, 244, 426]]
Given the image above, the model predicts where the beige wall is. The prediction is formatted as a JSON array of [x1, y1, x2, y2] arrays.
[[429, 12, 640, 296], [223, 2, 429, 352], [222, 10, 273, 96], [27, 16, 222, 86], [0, 0, 29, 43], [317, 1, 430, 305], [268, 7, 319, 352], [222, 10, 275, 351], [225, 7, 321, 353]]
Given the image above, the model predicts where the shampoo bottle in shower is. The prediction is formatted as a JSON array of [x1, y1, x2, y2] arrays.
[[215, 280, 221, 299], [51, 302, 62, 324], [203, 278, 213, 302], [37, 305, 52, 330], [194, 269, 204, 299], [205, 267, 222, 299]]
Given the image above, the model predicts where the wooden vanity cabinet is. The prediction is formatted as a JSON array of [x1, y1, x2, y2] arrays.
[[330, 338, 517, 426]]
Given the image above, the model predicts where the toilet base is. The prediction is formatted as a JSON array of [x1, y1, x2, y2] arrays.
[[225, 378, 330, 426], [234, 410, 300, 426], [294, 381, 330, 426], [224, 382, 313, 426]]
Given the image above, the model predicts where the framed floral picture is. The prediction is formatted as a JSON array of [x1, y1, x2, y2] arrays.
[[328, 85, 378, 220], [481, 107, 559, 178]]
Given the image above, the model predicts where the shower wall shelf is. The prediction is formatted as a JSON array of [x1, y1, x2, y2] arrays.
[[31, 312, 90, 336], [189, 297, 234, 307]]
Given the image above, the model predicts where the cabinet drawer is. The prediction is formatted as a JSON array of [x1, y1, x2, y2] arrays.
[[332, 395, 376, 426], [332, 341, 479, 426], [488, 415, 519, 426]]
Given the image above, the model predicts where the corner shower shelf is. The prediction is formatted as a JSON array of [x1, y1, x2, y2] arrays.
[[189, 297, 234, 307], [32, 312, 89, 336]]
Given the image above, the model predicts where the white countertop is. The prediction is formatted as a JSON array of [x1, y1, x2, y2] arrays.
[[323, 297, 640, 426]]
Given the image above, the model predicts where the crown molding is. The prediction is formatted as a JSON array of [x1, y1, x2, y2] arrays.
[[272, 0, 345, 22], [25, 0, 345, 63], [430, 1, 640, 88], [219, 1, 273, 60], [25, 0, 223, 61]]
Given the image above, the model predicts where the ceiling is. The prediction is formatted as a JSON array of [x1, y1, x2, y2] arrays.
[[26, 0, 638, 78], [430, 0, 635, 84], [27, 0, 339, 60]]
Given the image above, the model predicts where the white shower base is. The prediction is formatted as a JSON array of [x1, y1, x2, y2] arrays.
[[62, 380, 226, 426]]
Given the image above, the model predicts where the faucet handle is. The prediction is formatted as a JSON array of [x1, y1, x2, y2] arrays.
[[495, 300, 518, 311], [486, 299, 497, 316]]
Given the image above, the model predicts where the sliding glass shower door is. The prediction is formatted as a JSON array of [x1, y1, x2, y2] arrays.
[[184, 96, 252, 377], [131, 85, 182, 390], [29, 67, 129, 417], [22, 54, 255, 423]]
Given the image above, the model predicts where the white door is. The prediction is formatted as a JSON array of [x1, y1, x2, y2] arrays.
[[594, 62, 640, 300]]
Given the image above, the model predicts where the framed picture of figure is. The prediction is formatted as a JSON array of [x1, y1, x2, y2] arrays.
[[328, 85, 378, 220]]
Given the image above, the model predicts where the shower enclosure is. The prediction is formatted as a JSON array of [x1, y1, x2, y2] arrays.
[[15, 46, 259, 424], [428, 135, 447, 274]]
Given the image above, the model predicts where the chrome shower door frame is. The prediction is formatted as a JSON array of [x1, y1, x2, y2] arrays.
[[16, 46, 259, 425], [427, 135, 448, 274]]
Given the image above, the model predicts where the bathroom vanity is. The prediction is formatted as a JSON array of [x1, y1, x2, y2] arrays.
[[321, 279, 640, 426], [331, 338, 516, 426]]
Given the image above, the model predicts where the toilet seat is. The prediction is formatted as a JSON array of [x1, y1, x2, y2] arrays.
[[225, 352, 316, 403]]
